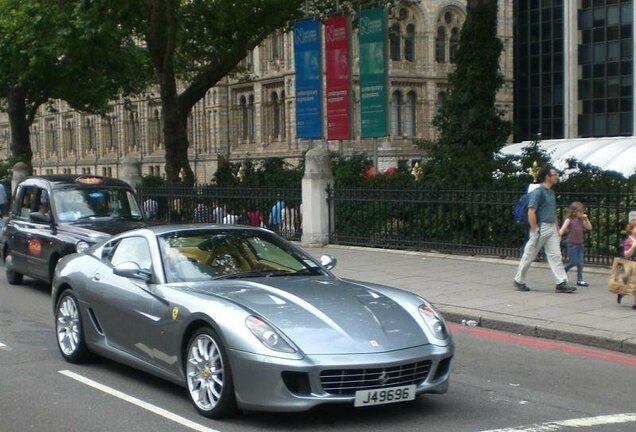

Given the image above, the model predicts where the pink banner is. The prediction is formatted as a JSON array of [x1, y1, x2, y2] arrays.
[[324, 16, 351, 141]]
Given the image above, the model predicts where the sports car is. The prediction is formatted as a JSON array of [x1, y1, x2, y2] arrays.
[[52, 225, 453, 418]]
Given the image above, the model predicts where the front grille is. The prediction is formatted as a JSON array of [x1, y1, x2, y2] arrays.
[[320, 360, 432, 396]]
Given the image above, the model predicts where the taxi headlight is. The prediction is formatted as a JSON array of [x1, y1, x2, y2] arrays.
[[76, 241, 90, 253]]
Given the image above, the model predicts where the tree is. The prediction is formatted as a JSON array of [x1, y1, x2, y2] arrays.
[[423, 0, 510, 187], [140, 0, 309, 185], [0, 0, 149, 172]]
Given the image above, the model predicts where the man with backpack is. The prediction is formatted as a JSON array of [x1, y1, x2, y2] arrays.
[[513, 165, 577, 293]]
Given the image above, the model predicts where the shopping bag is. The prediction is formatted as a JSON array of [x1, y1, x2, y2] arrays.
[[608, 257, 636, 295]]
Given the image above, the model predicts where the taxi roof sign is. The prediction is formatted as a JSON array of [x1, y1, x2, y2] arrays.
[[76, 176, 104, 185]]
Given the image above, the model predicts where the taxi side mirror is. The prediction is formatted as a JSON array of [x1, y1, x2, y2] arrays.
[[30, 211, 51, 224]]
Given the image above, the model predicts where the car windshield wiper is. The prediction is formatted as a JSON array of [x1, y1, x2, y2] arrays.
[[214, 270, 294, 280], [214, 268, 322, 280]]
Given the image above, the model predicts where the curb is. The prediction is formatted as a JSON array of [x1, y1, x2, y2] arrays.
[[440, 307, 636, 356]]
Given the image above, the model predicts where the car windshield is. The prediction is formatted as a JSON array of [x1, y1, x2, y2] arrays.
[[52, 188, 144, 223], [158, 229, 324, 283]]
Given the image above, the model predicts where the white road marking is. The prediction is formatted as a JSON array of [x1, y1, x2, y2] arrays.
[[59, 370, 222, 432], [478, 413, 636, 432], [0, 341, 10, 350]]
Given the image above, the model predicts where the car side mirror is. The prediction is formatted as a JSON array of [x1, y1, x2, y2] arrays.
[[320, 254, 337, 270], [30, 211, 51, 224], [113, 261, 152, 283]]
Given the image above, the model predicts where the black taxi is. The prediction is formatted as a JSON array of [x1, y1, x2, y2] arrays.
[[2, 175, 145, 285]]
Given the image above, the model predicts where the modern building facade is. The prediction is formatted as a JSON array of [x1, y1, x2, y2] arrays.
[[0, 1, 514, 183], [514, 0, 634, 141]]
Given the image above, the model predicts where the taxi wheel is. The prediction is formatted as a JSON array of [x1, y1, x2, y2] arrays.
[[185, 327, 237, 418], [5, 251, 23, 285], [55, 290, 92, 363]]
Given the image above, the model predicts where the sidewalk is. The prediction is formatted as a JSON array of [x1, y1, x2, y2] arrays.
[[304, 245, 636, 355]]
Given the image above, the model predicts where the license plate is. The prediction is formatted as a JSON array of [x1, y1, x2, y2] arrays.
[[354, 384, 416, 407]]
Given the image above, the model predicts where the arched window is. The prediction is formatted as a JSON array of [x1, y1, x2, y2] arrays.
[[405, 91, 417, 136], [449, 28, 460, 62], [240, 96, 248, 140], [404, 24, 415, 62], [391, 91, 403, 136], [435, 27, 446, 63], [436, 8, 464, 64], [389, 23, 401, 61]]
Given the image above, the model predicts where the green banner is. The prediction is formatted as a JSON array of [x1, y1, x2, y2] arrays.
[[358, 8, 388, 138]]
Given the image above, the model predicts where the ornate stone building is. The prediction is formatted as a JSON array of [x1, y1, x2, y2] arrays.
[[0, 0, 513, 183]]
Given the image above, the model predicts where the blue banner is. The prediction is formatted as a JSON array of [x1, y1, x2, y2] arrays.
[[294, 19, 322, 139]]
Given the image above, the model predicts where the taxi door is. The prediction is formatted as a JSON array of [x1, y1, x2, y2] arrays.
[[21, 187, 54, 281], [4, 185, 38, 276]]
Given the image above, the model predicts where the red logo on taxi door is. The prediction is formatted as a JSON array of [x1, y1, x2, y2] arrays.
[[28, 239, 43, 255]]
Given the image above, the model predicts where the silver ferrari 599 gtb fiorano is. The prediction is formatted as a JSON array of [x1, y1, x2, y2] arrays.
[[52, 225, 453, 418]]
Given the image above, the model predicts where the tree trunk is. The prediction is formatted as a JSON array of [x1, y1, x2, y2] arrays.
[[7, 85, 33, 175], [147, 0, 195, 186]]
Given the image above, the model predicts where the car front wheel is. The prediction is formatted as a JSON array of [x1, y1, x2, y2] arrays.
[[5, 251, 23, 285], [55, 290, 92, 363], [185, 328, 237, 418]]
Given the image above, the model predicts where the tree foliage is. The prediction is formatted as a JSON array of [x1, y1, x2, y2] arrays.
[[0, 0, 150, 171], [423, 0, 510, 188]]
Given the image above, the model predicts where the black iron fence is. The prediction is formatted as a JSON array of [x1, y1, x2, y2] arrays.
[[136, 184, 635, 266], [327, 186, 636, 267], [136, 184, 302, 241]]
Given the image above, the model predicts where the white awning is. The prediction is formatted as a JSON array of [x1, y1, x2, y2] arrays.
[[500, 136, 636, 177]]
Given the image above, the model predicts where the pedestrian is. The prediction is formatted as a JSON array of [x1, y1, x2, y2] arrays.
[[268, 197, 285, 232], [513, 165, 577, 293], [618, 220, 636, 309], [559, 201, 593, 287], [211, 201, 226, 224], [143, 197, 158, 220], [0, 182, 7, 217]]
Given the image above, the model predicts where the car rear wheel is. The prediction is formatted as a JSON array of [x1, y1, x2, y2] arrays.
[[5, 251, 23, 285], [185, 328, 237, 418], [55, 290, 92, 363]]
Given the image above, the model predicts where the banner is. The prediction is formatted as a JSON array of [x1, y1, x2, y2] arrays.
[[324, 15, 351, 141], [294, 19, 322, 139], [358, 8, 388, 138]]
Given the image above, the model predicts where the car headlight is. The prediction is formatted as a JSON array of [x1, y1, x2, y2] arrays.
[[418, 301, 449, 340], [245, 316, 297, 353], [76, 241, 90, 253]]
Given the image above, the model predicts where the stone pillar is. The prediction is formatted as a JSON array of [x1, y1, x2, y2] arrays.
[[119, 156, 143, 190], [11, 162, 30, 195], [301, 146, 333, 247]]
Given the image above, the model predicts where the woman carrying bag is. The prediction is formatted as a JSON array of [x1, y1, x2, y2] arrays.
[[618, 220, 636, 309]]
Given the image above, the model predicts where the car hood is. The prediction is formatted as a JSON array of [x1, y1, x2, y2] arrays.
[[186, 276, 429, 355], [59, 220, 146, 239]]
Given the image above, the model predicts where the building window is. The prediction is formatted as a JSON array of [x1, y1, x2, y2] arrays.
[[577, 0, 633, 137], [240, 96, 248, 140], [449, 28, 460, 62], [405, 91, 417, 136], [391, 91, 403, 136], [272, 92, 280, 139], [404, 24, 415, 62], [436, 8, 464, 64], [435, 27, 446, 63], [390, 23, 401, 61], [248, 95, 256, 141]]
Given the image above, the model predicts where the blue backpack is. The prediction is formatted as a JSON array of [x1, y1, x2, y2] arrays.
[[513, 193, 530, 225]]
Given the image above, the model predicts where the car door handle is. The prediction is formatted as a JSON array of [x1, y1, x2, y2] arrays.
[[93, 273, 101, 281]]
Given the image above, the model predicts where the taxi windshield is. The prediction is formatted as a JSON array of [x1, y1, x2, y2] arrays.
[[52, 188, 144, 223]]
